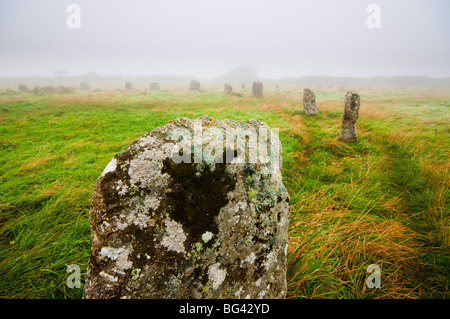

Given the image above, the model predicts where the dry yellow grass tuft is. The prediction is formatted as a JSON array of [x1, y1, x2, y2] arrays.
[[287, 206, 424, 299], [19, 154, 59, 171]]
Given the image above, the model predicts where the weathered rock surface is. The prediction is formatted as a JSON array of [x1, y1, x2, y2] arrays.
[[83, 116, 290, 299], [125, 82, 133, 90], [303, 88, 318, 116], [224, 83, 232, 93], [189, 80, 200, 91], [252, 82, 263, 97], [339, 91, 360, 143]]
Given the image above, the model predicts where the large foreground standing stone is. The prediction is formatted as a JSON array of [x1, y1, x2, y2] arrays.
[[339, 91, 360, 143], [303, 88, 318, 116], [252, 82, 263, 97], [83, 116, 290, 299]]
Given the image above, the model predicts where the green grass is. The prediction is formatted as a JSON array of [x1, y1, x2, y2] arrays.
[[0, 87, 449, 298]]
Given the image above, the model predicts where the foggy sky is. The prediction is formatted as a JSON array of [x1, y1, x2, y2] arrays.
[[0, 0, 449, 78]]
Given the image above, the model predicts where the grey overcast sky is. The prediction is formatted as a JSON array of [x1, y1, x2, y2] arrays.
[[0, 0, 449, 78]]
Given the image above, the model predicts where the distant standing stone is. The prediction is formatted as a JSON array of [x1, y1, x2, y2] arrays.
[[83, 116, 290, 299], [224, 83, 232, 93], [150, 83, 160, 91], [252, 82, 263, 97], [339, 91, 360, 143], [302, 88, 319, 116], [189, 80, 200, 91], [18, 84, 28, 92], [80, 83, 90, 91], [125, 82, 133, 90]]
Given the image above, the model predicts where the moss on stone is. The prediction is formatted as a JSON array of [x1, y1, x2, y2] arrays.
[[161, 152, 234, 246]]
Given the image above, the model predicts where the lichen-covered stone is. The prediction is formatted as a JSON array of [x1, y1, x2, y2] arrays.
[[224, 83, 232, 93], [80, 83, 90, 91], [339, 91, 360, 143], [18, 84, 29, 92], [252, 82, 263, 97], [149, 82, 160, 91], [303, 88, 318, 116], [83, 116, 290, 299], [189, 80, 200, 91]]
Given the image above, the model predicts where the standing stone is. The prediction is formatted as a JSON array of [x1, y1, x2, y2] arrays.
[[241, 83, 246, 90], [80, 83, 90, 91], [83, 115, 290, 299], [252, 82, 263, 97], [339, 91, 360, 143], [224, 83, 232, 93], [18, 84, 28, 92], [302, 88, 319, 116], [149, 83, 160, 91], [189, 80, 200, 91], [125, 82, 133, 90]]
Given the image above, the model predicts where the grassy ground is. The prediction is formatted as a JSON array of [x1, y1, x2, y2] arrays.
[[0, 86, 449, 298]]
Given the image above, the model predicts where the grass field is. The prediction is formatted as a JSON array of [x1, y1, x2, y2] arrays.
[[0, 86, 449, 298]]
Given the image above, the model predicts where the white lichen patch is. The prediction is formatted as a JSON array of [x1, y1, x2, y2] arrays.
[[264, 251, 277, 270], [161, 218, 186, 253], [208, 262, 227, 290], [201, 231, 213, 243], [144, 195, 160, 211], [99, 221, 112, 234], [161, 142, 176, 155], [101, 158, 117, 177], [129, 212, 150, 229], [100, 246, 124, 260], [116, 248, 133, 271], [234, 286, 244, 298], [100, 246, 133, 271], [279, 216, 289, 228], [128, 148, 171, 189], [243, 252, 256, 265], [115, 195, 160, 230], [115, 180, 129, 196], [138, 135, 157, 148], [227, 200, 248, 215], [99, 271, 118, 283], [117, 210, 150, 230]]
